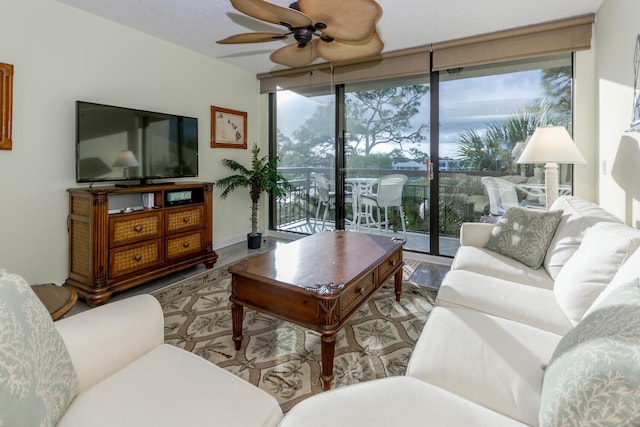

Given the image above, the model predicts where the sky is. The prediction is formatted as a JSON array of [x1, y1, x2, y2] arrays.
[[277, 69, 547, 159]]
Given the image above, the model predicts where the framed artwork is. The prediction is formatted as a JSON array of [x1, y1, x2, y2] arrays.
[[0, 62, 14, 150], [211, 106, 247, 149]]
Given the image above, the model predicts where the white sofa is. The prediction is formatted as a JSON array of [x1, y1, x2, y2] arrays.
[[0, 270, 283, 427], [279, 196, 640, 426]]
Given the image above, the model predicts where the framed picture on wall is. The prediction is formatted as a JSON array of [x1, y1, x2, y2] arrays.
[[211, 106, 247, 149], [0, 62, 14, 150]]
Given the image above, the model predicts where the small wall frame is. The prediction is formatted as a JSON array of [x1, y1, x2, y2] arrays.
[[211, 106, 247, 149], [0, 62, 14, 150]]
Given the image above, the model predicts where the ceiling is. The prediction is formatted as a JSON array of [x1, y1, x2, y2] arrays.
[[57, 0, 604, 75]]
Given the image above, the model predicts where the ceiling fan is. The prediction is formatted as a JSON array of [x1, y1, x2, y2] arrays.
[[217, 0, 384, 68]]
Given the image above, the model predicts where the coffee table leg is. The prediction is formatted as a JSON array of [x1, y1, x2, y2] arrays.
[[394, 267, 403, 302], [321, 334, 336, 390], [231, 303, 244, 351]]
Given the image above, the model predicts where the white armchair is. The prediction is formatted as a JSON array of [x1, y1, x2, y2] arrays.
[[56, 295, 283, 427]]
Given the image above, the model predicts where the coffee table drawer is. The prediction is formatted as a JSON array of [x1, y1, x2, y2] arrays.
[[377, 248, 402, 282], [341, 271, 376, 314]]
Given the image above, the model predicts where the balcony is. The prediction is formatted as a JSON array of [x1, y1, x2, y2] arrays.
[[273, 168, 531, 256]]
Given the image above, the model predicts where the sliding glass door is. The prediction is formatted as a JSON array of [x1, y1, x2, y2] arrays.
[[272, 86, 336, 234], [270, 53, 574, 258], [437, 55, 573, 255], [343, 77, 430, 252]]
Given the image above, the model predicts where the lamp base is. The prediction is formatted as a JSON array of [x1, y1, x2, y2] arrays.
[[544, 162, 559, 209]]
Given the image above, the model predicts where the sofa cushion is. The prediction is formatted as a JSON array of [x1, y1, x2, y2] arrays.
[[0, 269, 78, 427], [544, 196, 622, 280], [279, 376, 528, 427], [451, 246, 554, 289], [485, 206, 563, 269], [57, 343, 283, 427], [539, 278, 640, 426], [407, 306, 562, 426], [582, 247, 640, 320], [436, 270, 573, 335], [553, 222, 640, 325]]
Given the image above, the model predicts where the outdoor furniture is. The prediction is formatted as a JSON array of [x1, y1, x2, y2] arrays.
[[358, 174, 408, 240], [311, 173, 335, 232], [481, 176, 521, 216]]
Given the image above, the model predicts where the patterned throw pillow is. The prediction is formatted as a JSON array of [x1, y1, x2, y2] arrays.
[[0, 269, 78, 427], [539, 277, 640, 426], [485, 207, 563, 269]]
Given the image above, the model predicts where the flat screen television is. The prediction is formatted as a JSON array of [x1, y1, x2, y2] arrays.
[[76, 101, 198, 185]]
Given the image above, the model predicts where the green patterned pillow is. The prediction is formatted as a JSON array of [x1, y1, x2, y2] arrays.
[[539, 277, 640, 426], [0, 269, 78, 427], [485, 207, 563, 268]]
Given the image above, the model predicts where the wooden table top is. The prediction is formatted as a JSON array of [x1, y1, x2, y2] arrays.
[[228, 231, 404, 289]]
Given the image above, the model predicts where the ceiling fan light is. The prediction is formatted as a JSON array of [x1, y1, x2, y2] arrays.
[[294, 27, 313, 44]]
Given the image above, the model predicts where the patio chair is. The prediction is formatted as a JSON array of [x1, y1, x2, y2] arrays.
[[312, 173, 335, 232], [359, 174, 408, 240], [480, 176, 521, 216]]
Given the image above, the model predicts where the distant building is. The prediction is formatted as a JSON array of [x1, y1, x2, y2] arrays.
[[393, 160, 426, 170], [439, 158, 462, 171]]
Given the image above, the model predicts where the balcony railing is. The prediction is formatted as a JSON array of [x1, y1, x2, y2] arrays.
[[274, 167, 499, 239]]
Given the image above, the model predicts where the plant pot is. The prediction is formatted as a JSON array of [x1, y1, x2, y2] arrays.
[[247, 233, 262, 249]]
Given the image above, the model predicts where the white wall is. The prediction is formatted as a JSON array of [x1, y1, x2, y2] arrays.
[[593, 0, 640, 226], [0, 0, 264, 284]]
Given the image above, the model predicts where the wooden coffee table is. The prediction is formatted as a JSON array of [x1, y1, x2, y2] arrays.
[[228, 231, 405, 390]]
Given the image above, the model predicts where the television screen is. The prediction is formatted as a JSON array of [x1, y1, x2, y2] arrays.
[[76, 101, 198, 184]]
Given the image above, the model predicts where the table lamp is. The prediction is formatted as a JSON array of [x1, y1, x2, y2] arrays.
[[517, 126, 585, 209], [112, 150, 139, 178]]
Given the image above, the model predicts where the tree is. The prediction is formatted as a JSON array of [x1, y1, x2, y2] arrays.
[[346, 85, 429, 156], [541, 66, 572, 126], [278, 84, 430, 168], [457, 107, 545, 172]]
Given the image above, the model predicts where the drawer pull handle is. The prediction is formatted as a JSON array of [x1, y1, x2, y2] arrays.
[[356, 286, 365, 295], [135, 225, 143, 232], [134, 254, 143, 261], [183, 217, 190, 223], [183, 242, 190, 248]]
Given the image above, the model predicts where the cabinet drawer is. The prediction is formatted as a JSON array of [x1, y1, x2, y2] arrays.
[[109, 240, 162, 278], [341, 271, 376, 315], [377, 249, 403, 282], [110, 212, 162, 247], [166, 206, 204, 234], [166, 232, 203, 260]]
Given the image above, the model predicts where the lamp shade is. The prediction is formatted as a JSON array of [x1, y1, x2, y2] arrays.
[[112, 150, 139, 167], [517, 126, 586, 164]]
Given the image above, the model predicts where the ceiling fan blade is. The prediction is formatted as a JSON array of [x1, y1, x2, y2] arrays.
[[230, 0, 312, 28], [317, 31, 384, 63], [270, 41, 319, 68], [217, 32, 288, 44], [298, 0, 382, 42]]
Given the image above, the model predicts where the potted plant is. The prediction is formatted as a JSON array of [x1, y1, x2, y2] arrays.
[[216, 143, 288, 249]]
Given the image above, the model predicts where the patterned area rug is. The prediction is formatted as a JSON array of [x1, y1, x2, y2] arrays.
[[152, 258, 438, 412]]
